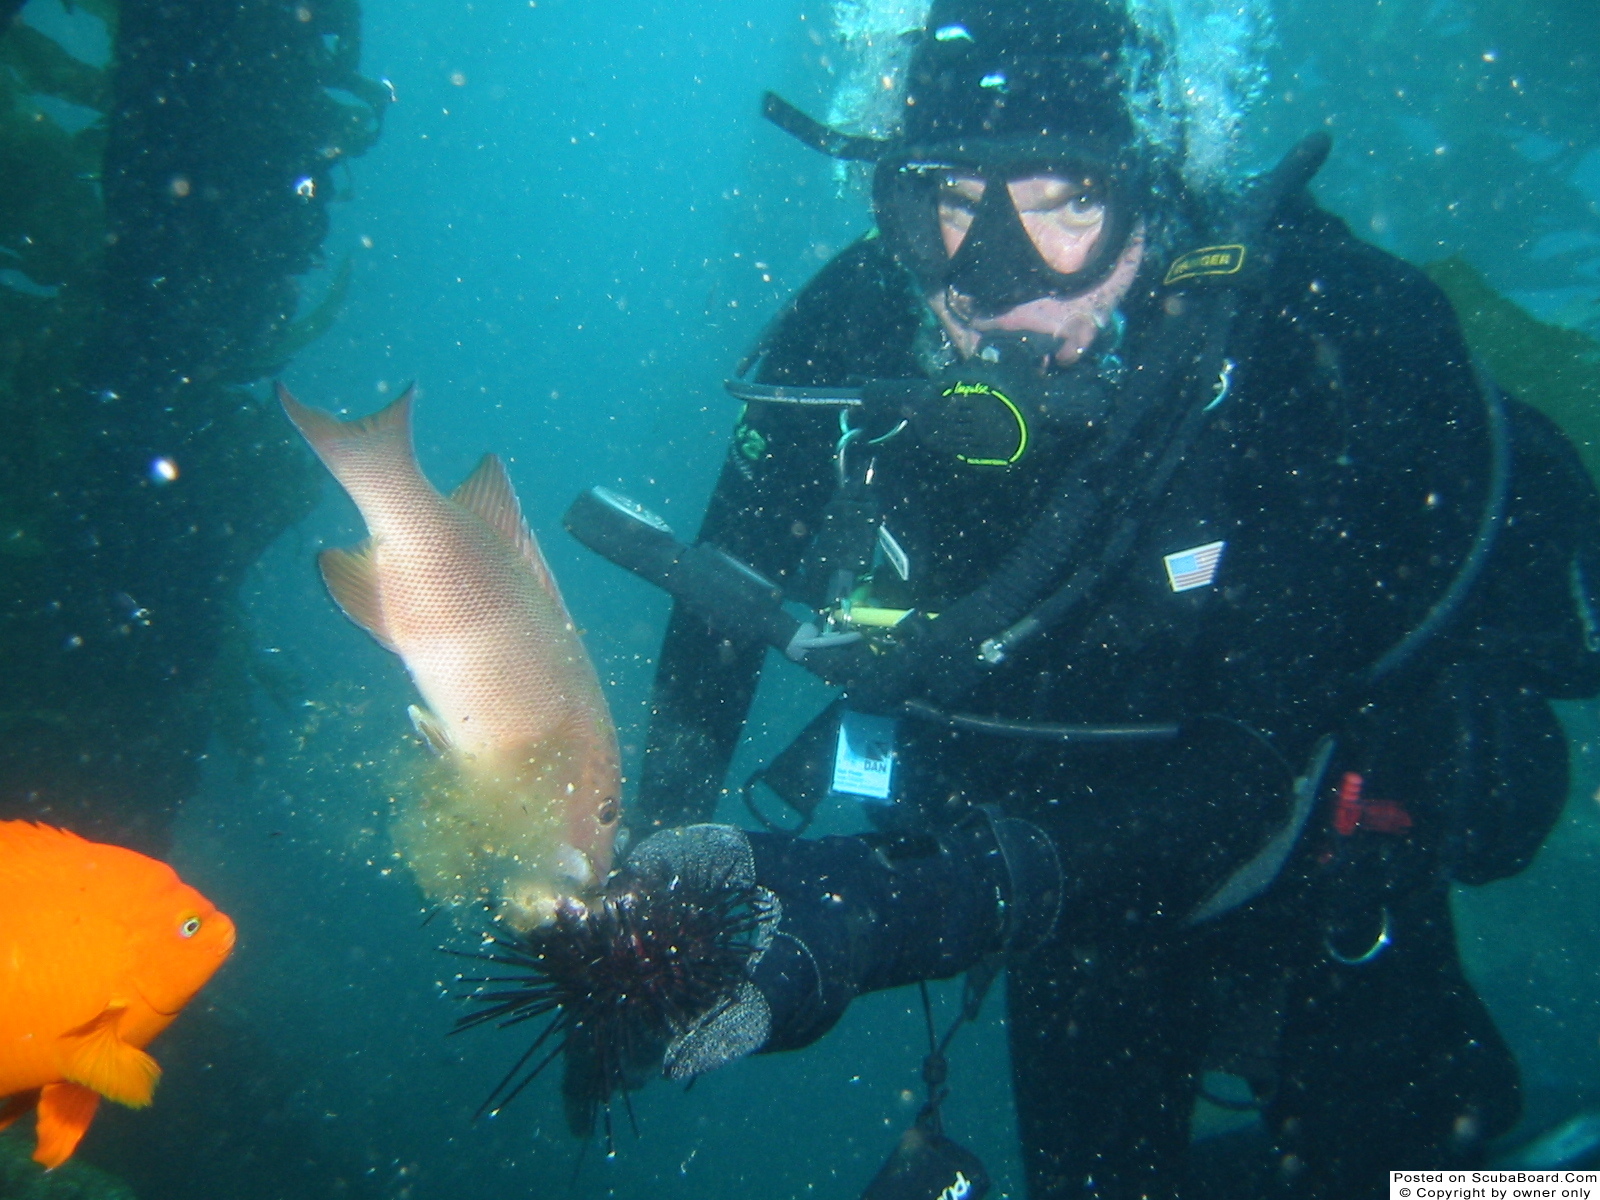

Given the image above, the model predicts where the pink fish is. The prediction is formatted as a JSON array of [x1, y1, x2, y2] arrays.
[[278, 383, 620, 928]]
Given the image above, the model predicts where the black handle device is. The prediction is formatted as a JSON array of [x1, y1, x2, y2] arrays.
[[564, 486, 854, 663]]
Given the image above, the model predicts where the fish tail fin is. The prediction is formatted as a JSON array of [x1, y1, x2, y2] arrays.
[[277, 381, 423, 497], [32, 1082, 100, 1170]]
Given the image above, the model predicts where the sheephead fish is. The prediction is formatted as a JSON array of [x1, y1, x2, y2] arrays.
[[0, 821, 235, 1169], [278, 383, 620, 928]]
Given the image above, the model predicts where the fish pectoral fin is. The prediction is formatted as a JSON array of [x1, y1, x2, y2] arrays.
[[408, 704, 454, 756], [62, 1008, 161, 1108], [0, 1089, 41, 1132], [450, 455, 573, 621], [318, 542, 397, 651], [32, 1082, 100, 1170]]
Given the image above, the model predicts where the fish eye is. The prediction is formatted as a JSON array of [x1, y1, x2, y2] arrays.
[[180, 915, 202, 938], [597, 797, 620, 825]]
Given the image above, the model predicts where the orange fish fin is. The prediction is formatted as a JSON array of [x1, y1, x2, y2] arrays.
[[318, 542, 397, 651], [450, 455, 572, 617], [32, 1082, 100, 1169], [62, 1009, 160, 1108], [0, 1089, 40, 1132], [0, 820, 91, 871]]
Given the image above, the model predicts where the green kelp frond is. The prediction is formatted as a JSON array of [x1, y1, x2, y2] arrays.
[[1427, 256, 1600, 484], [0, 22, 110, 111], [0, 2, 113, 594], [0, 4, 110, 294]]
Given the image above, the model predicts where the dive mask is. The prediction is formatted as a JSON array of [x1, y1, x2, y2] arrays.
[[873, 140, 1142, 317]]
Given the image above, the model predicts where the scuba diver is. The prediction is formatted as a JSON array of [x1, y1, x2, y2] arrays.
[[546, 0, 1600, 1195]]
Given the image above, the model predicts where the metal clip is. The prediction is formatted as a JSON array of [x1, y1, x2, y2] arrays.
[[1204, 358, 1235, 411], [1324, 906, 1392, 966]]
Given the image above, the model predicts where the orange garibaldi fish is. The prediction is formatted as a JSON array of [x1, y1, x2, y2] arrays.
[[278, 383, 621, 930], [0, 821, 235, 1169]]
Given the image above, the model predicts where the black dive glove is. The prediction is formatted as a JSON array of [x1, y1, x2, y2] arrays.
[[640, 810, 1063, 1078]]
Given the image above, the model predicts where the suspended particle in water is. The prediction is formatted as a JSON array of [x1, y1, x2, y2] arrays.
[[295, 177, 316, 199], [169, 176, 191, 198], [149, 457, 179, 484]]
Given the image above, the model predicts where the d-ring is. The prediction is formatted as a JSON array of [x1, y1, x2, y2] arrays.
[[1324, 906, 1392, 966]]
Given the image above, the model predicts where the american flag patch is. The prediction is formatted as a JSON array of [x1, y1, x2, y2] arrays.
[[1163, 540, 1225, 593]]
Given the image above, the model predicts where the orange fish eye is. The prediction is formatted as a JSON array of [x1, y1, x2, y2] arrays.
[[179, 915, 202, 938]]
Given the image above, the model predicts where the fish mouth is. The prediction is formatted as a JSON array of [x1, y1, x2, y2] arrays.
[[133, 980, 191, 1017]]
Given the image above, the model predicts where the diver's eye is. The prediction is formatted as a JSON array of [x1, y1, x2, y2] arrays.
[[1060, 190, 1106, 224], [180, 916, 202, 938]]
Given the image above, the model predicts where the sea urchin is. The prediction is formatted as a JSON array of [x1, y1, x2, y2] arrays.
[[451, 861, 772, 1140]]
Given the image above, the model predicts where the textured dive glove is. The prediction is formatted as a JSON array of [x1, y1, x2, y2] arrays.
[[631, 809, 1063, 1080], [623, 823, 782, 1080]]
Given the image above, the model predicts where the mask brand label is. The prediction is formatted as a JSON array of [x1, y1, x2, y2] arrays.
[[1164, 540, 1226, 592], [1164, 244, 1247, 286], [831, 710, 897, 802]]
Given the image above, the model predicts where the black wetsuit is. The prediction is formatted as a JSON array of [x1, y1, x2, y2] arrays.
[[635, 199, 1600, 1198]]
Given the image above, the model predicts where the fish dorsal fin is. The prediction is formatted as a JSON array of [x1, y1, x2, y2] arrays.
[[317, 542, 397, 652], [32, 1082, 100, 1169], [450, 455, 571, 619], [451, 454, 538, 564], [61, 1007, 160, 1108]]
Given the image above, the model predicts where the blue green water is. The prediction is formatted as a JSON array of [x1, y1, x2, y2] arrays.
[[13, 0, 1598, 1195]]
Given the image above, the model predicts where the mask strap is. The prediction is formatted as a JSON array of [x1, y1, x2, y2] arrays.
[[761, 91, 886, 162]]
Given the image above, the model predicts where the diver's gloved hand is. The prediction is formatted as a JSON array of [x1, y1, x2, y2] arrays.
[[625, 809, 1063, 1079], [621, 823, 782, 1081]]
